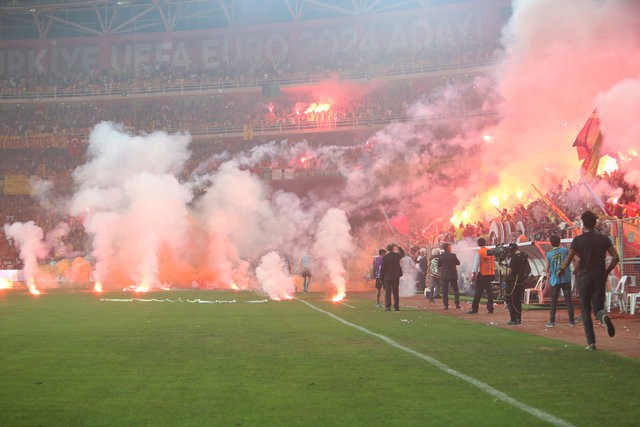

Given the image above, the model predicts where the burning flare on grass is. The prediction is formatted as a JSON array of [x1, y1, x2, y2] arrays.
[[133, 282, 150, 293], [0, 277, 14, 289], [27, 278, 40, 295], [313, 208, 353, 300], [94, 282, 103, 293]]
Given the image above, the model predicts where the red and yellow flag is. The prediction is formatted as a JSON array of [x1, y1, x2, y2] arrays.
[[573, 109, 603, 177]]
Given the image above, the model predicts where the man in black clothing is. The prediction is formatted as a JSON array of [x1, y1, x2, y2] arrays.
[[505, 243, 527, 325], [438, 243, 460, 310], [559, 211, 619, 351], [380, 243, 405, 311]]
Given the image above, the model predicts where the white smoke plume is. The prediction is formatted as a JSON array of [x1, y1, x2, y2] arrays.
[[3, 221, 48, 292], [194, 160, 312, 289], [69, 122, 193, 290], [312, 208, 354, 299], [45, 222, 70, 258], [255, 251, 296, 300]]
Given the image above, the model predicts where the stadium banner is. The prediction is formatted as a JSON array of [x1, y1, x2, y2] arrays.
[[0, 5, 503, 77], [0, 134, 70, 149], [4, 175, 32, 195]]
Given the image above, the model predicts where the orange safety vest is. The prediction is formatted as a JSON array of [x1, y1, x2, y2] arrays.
[[477, 247, 496, 276]]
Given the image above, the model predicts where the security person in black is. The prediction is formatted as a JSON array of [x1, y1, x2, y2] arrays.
[[505, 243, 528, 325]]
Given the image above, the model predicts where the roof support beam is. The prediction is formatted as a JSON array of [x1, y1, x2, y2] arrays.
[[283, 0, 304, 21], [110, 5, 156, 34], [46, 12, 104, 36], [217, 0, 232, 26], [304, 0, 357, 16]]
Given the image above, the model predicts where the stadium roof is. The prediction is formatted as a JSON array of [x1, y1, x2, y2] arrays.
[[0, 0, 502, 40]]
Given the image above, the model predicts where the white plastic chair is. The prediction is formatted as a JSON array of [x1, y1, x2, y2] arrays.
[[605, 275, 629, 313], [625, 276, 639, 315], [628, 292, 640, 315], [524, 275, 546, 305]]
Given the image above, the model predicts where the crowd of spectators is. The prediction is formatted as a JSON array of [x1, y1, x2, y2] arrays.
[[0, 41, 495, 100], [421, 170, 638, 252], [0, 77, 463, 138]]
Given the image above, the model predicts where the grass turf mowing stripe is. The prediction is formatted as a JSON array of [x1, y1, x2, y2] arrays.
[[297, 297, 574, 427]]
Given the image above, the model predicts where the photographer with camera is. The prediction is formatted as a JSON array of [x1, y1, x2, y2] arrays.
[[504, 243, 529, 325]]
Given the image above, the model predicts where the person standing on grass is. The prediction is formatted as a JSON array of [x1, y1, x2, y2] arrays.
[[426, 248, 442, 302], [372, 248, 386, 307], [300, 252, 313, 293], [545, 235, 576, 328], [468, 237, 495, 314], [438, 243, 460, 310], [415, 248, 428, 293], [558, 211, 619, 351], [380, 243, 405, 311], [505, 243, 527, 325]]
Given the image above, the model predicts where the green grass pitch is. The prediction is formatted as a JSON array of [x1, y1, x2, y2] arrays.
[[1, 290, 638, 426]]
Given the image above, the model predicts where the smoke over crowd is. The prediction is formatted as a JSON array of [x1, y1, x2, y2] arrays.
[[3, 0, 640, 298]]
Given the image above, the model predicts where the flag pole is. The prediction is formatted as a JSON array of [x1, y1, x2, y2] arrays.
[[581, 182, 609, 215], [531, 184, 576, 227]]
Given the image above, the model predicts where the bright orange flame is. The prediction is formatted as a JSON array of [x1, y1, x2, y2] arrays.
[[133, 282, 149, 293], [94, 282, 103, 293], [0, 277, 14, 289], [305, 102, 331, 114], [229, 281, 239, 290], [597, 155, 618, 176], [27, 279, 40, 295], [331, 293, 345, 302]]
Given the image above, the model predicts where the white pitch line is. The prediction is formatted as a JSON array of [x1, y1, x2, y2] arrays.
[[339, 301, 355, 308], [297, 298, 574, 427]]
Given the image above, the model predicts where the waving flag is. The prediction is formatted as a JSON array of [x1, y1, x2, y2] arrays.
[[573, 109, 603, 176]]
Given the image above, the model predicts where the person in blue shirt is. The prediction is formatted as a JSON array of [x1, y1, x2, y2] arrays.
[[545, 235, 575, 328]]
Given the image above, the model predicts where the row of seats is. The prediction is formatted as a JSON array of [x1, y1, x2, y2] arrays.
[[523, 274, 640, 316]]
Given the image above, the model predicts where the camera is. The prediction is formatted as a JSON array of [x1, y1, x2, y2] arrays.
[[487, 243, 515, 262]]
